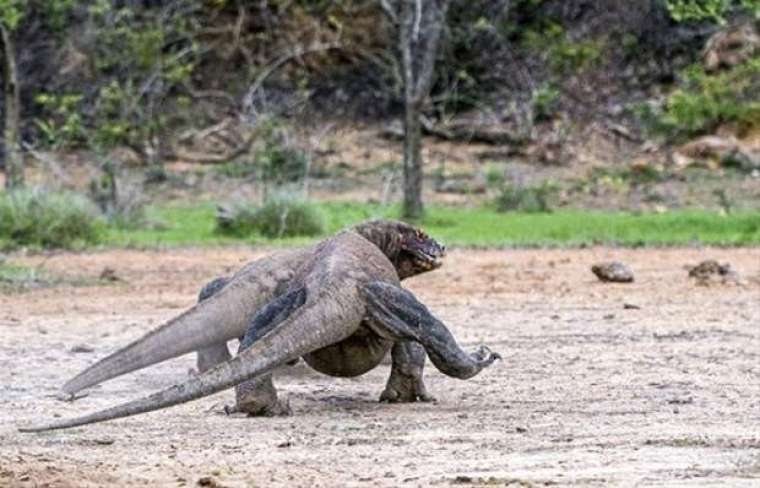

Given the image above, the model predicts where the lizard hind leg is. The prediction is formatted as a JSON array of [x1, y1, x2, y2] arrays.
[[193, 277, 233, 374], [381, 341, 435, 403], [228, 287, 307, 417]]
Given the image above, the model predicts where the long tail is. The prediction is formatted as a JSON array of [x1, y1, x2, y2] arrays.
[[21, 298, 358, 432], [62, 263, 295, 395]]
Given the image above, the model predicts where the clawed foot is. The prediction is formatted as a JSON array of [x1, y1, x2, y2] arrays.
[[380, 370, 436, 403], [224, 398, 292, 417], [380, 387, 436, 403], [472, 345, 501, 368]]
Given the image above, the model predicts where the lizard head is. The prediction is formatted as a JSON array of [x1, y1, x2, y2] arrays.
[[354, 220, 445, 279]]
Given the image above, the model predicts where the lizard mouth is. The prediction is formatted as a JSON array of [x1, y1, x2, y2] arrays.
[[412, 251, 443, 271]]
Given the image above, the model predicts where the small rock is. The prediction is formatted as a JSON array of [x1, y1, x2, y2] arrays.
[[197, 476, 225, 488], [515, 426, 528, 433], [623, 303, 641, 310], [688, 260, 739, 285], [592, 262, 634, 283], [70, 344, 95, 353], [99, 267, 121, 282], [668, 397, 694, 405]]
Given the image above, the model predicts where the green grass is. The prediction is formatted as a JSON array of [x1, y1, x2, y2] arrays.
[[0, 188, 103, 250], [101, 201, 760, 248], [0, 261, 55, 293]]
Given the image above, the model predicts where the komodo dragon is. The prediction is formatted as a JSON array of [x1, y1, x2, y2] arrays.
[[20, 220, 500, 432]]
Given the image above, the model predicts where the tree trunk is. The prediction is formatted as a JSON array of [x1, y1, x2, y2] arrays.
[[1, 25, 22, 189], [395, 0, 450, 220], [402, 98, 424, 219]]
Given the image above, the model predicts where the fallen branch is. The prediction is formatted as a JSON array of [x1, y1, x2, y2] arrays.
[[167, 133, 256, 164], [380, 117, 527, 146]]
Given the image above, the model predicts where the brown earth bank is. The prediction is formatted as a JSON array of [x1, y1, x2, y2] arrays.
[[1, 247, 759, 487]]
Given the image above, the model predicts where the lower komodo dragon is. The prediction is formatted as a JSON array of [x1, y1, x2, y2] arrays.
[[20, 220, 500, 432]]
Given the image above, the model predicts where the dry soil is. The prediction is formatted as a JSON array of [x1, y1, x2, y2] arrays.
[[1, 247, 759, 487]]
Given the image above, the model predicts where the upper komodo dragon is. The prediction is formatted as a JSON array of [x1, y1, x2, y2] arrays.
[[20, 220, 500, 432]]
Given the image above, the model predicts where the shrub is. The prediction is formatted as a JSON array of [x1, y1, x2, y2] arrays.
[[257, 140, 309, 184], [217, 196, 326, 238], [495, 182, 559, 213], [532, 85, 561, 122], [0, 188, 103, 249], [484, 163, 506, 188], [637, 57, 760, 139]]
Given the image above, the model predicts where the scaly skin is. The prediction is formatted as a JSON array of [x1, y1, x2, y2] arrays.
[[60, 247, 311, 397], [20, 221, 499, 432]]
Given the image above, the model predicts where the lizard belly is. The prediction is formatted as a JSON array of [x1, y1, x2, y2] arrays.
[[303, 324, 393, 377]]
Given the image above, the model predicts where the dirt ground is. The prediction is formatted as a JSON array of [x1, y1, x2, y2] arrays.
[[1, 246, 759, 487]]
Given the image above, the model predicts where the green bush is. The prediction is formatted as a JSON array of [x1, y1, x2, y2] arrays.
[[637, 57, 760, 139], [484, 163, 506, 188], [258, 142, 309, 184], [532, 85, 561, 122], [0, 188, 103, 249], [522, 21, 602, 75], [216, 196, 326, 238], [495, 182, 559, 213], [665, 0, 759, 23]]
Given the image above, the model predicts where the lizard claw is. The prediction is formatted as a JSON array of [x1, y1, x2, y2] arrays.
[[472, 345, 501, 367]]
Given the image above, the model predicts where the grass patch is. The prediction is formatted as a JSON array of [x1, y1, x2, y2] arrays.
[[495, 182, 559, 213], [103, 204, 240, 248], [102, 202, 760, 248], [0, 188, 103, 250], [0, 258, 101, 293], [0, 261, 56, 293], [217, 197, 326, 238]]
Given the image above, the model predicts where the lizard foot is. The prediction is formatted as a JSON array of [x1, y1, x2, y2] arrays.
[[380, 373, 435, 403], [224, 398, 292, 417]]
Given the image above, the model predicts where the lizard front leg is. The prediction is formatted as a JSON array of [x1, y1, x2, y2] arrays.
[[361, 282, 500, 380]]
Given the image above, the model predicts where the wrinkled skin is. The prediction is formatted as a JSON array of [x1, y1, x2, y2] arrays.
[[21, 220, 499, 432], [195, 222, 449, 415]]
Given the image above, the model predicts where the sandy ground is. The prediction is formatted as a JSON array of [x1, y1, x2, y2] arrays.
[[1, 246, 759, 487]]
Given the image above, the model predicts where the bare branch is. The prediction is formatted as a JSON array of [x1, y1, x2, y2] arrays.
[[413, 0, 422, 41], [379, 0, 399, 23], [241, 42, 342, 118], [412, 1, 450, 101]]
